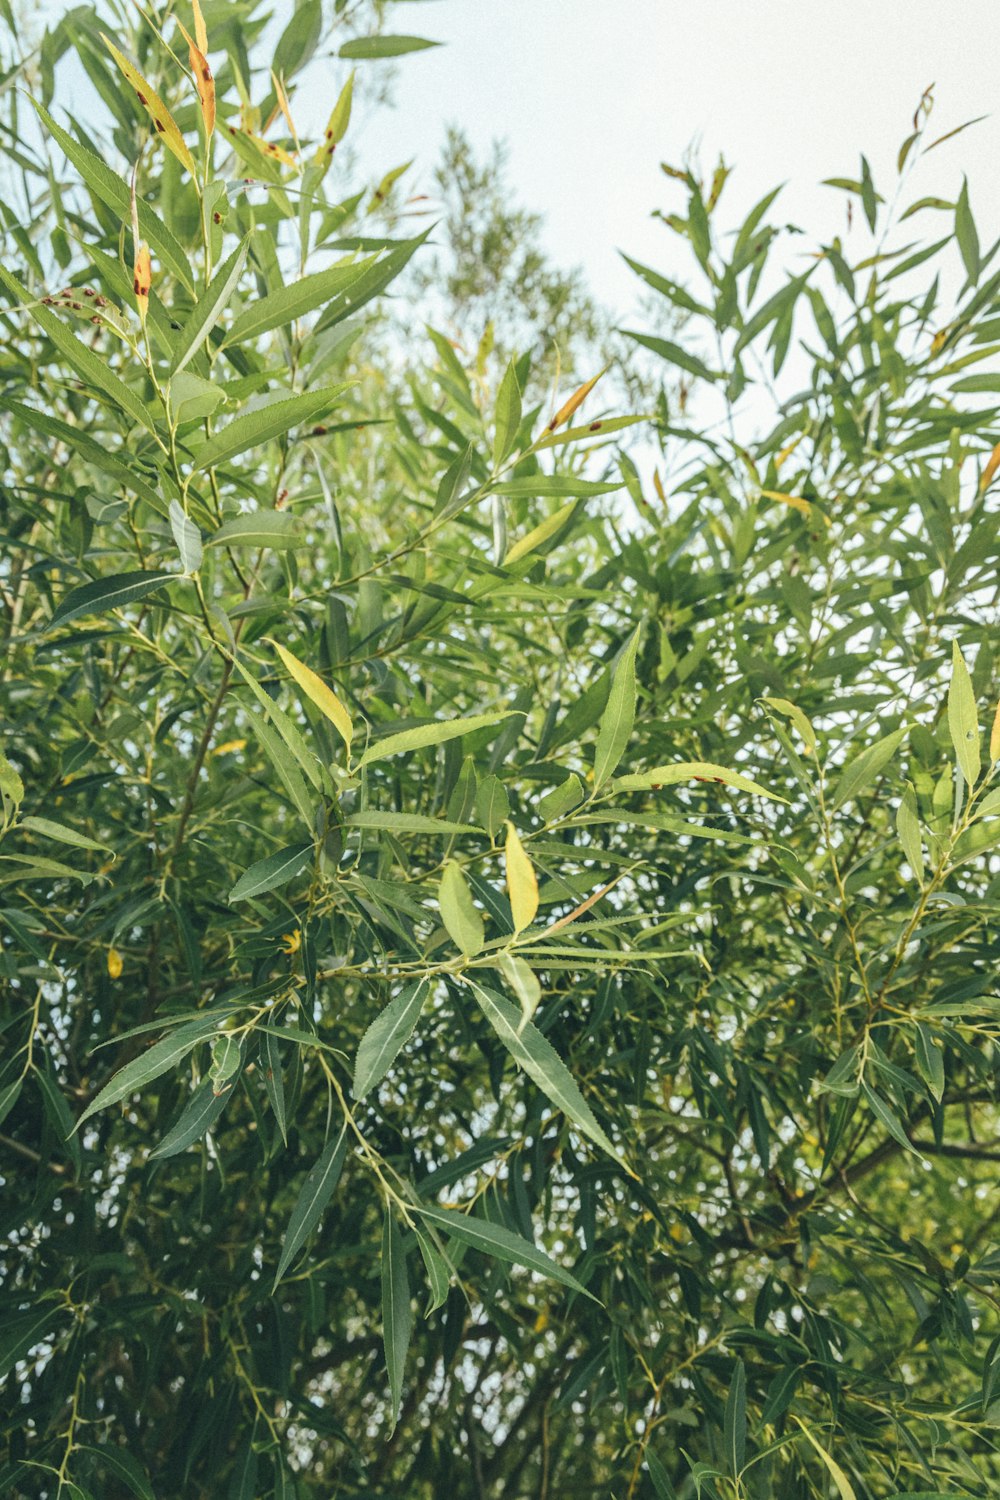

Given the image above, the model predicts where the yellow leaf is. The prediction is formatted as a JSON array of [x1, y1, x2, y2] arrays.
[[313, 72, 354, 172], [128, 166, 150, 323], [271, 71, 298, 147], [547, 367, 607, 432], [212, 739, 246, 757], [793, 1419, 856, 1500], [107, 947, 123, 979], [774, 430, 805, 471], [102, 35, 197, 178], [504, 821, 538, 933], [990, 698, 1000, 763], [980, 439, 1000, 493], [760, 488, 811, 516], [176, 18, 215, 140], [271, 640, 352, 756], [191, 0, 208, 55], [652, 468, 666, 502]]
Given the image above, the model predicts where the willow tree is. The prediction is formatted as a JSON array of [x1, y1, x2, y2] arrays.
[[0, 7, 998, 1499]]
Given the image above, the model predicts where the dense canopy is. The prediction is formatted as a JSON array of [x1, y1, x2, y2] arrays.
[[1, 6, 999, 1498]]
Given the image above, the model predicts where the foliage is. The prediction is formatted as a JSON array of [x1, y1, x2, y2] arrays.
[[0, 8, 998, 1500]]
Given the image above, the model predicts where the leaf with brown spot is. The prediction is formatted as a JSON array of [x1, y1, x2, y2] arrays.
[[102, 35, 196, 177]]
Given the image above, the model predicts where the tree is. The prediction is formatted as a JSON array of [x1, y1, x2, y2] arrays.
[[0, 5, 998, 1497]]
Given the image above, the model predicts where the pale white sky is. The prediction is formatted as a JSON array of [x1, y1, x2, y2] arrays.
[[333, 0, 1000, 320]]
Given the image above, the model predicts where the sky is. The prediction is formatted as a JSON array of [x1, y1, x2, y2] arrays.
[[325, 0, 1000, 323]]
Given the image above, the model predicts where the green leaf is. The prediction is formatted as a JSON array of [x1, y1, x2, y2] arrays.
[[415, 1202, 592, 1298], [357, 709, 520, 767], [414, 1226, 451, 1314], [273, 0, 323, 78], [19, 816, 108, 853], [913, 1023, 945, 1104], [49, 571, 173, 631], [381, 1210, 412, 1433], [206, 512, 299, 549], [955, 177, 980, 283], [228, 842, 313, 902], [861, 1082, 918, 1155], [438, 861, 484, 955], [263, 1030, 288, 1145], [168, 500, 203, 573], [31, 99, 193, 290], [272, 1127, 348, 1289], [0, 264, 154, 431], [475, 774, 509, 838], [948, 640, 981, 786], [353, 979, 429, 1098], [1, 400, 164, 512], [469, 982, 620, 1160], [896, 782, 924, 881], [75, 1446, 155, 1500], [169, 235, 249, 375], [346, 811, 476, 835], [225, 254, 378, 346], [830, 728, 907, 810], [613, 760, 786, 801], [622, 330, 719, 383], [339, 35, 441, 59], [593, 628, 640, 788], [75, 1015, 219, 1131], [191, 385, 352, 470], [148, 1077, 234, 1159], [725, 1358, 747, 1478], [493, 359, 522, 466]]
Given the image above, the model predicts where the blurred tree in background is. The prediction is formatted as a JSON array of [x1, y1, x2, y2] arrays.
[[0, 6, 998, 1499]]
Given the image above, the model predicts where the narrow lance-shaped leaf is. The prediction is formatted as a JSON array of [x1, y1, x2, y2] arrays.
[[271, 640, 352, 757], [170, 235, 249, 375], [169, 499, 203, 573], [353, 979, 429, 1098], [20, 816, 109, 853], [415, 1202, 593, 1299], [948, 640, 981, 787], [381, 1210, 412, 1433], [272, 1127, 348, 1289], [49, 571, 173, 631], [357, 709, 521, 767], [176, 17, 215, 139], [101, 36, 197, 177], [0, 265, 155, 432], [225, 254, 380, 346], [504, 822, 538, 933], [493, 359, 521, 465], [469, 981, 620, 1160], [191, 384, 352, 471], [31, 100, 194, 291], [896, 782, 924, 882], [593, 629, 640, 788], [339, 35, 441, 59], [75, 1015, 220, 1131], [725, 1358, 747, 1478], [148, 1075, 235, 1159], [613, 759, 788, 802], [830, 728, 907, 810], [313, 71, 354, 171], [438, 862, 484, 956], [497, 951, 541, 1030], [228, 842, 313, 903]]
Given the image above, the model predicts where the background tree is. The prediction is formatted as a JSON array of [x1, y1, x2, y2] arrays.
[[0, 6, 999, 1500]]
